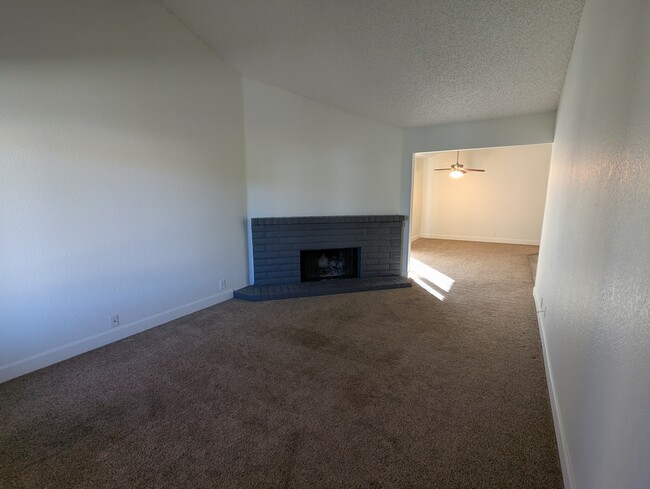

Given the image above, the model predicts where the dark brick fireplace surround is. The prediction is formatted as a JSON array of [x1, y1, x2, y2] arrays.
[[234, 215, 411, 301]]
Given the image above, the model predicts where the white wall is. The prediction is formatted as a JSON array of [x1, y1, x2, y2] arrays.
[[410, 158, 423, 240], [418, 145, 551, 245], [535, 1, 650, 488], [243, 78, 403, 218], [0, 0, 249, 381]]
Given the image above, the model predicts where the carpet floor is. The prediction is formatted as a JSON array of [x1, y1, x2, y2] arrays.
[[0, 239, 562, 488]]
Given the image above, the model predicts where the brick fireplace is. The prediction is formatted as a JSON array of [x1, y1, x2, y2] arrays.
[[234, 215, 410, 301]]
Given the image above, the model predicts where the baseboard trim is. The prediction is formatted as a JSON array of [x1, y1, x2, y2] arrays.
[[410, 234, 421, 242], [533, 287, 575, 489], [420, 233, 540, 246], [0, 290, 234, 384]]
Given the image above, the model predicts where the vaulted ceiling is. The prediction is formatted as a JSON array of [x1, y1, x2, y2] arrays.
[[160, 0, 585, 127]]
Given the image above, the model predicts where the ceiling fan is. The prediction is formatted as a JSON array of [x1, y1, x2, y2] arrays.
[[434, 151, 485, 179]]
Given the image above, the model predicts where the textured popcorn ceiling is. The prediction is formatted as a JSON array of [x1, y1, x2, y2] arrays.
[[160, 0, 585, 127]]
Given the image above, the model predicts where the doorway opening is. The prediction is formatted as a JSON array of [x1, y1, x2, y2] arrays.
[[408, 144, 552, 299]]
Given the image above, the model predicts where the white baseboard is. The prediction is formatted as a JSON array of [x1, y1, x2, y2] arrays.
[[0, 290, 233, 384], [410, 234, 421, 242], [533, 287, 575, 489], [420, 233, 540, 246]]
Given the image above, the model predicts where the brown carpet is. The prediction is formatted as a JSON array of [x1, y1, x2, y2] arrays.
[[528, 253, 539, 284], [0, 239, 562, 488]]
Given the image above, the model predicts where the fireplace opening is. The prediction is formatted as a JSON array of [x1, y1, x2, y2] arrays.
[[300, 248, 360, 282]]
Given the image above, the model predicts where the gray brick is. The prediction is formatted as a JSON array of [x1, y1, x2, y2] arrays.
[[278, 236, 307, 244], [253, 237, 273, 246], [263, 257, 295, 266], [252, 224, 277, 232], [314, 222, 358, 230], [253, 251, 280, 259], [361, 246, 379, 253], [255, 265, 286, 273], [266, 271, 294, 279], [264, 244, 290, 252], [265, 230, 288, 238], [293, 242, 356, 251], [292, 230, 324, 237], [271, 277, 298, 285], [365, 252, 390, 259]]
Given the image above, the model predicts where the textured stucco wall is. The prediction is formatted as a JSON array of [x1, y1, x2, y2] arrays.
[[536, 0, 650, 487]]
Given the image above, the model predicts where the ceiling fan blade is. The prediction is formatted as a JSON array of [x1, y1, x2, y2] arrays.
[[434, 168, 452, 171], [465, 169, 485, 172]]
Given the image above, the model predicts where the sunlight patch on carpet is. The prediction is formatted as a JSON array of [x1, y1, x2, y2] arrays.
[[408, 257, 455, 300]]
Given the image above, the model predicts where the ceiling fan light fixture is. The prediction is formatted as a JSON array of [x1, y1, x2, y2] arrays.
[[433, 150, 484, 178]]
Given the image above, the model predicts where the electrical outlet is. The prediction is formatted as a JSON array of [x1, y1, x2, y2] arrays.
[[219, 279, 226, 291], [110, 314, 120, 328]]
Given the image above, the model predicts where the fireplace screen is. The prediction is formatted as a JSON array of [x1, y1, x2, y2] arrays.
[[300, 248, 360, 282]]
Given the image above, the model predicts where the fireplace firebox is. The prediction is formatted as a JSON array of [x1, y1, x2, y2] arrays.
[[300, 248, 360, 282]]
